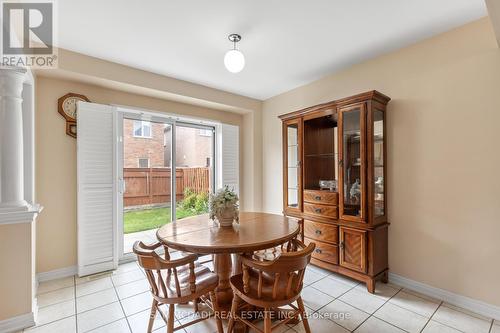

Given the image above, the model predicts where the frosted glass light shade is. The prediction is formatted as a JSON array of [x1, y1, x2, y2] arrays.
[[224, 49, 245, 73]]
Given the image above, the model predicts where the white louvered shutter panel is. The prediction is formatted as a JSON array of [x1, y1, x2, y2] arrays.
[[221, 124, 239, 196], [77, 102, 117, 276]]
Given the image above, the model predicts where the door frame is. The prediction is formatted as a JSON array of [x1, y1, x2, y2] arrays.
[[116, 108, 217, 262]]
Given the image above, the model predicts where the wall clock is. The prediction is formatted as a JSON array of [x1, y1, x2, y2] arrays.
[[58, 93, 90, 138]]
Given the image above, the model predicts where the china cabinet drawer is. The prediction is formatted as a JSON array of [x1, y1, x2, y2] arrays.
[[304, 190, 338, 206], [304, 203, 338, 219], [305, 238, 338, 264], [304, 220, 338, 244]]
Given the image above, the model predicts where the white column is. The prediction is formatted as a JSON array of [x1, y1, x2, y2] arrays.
[[0, 66, 28, 210]]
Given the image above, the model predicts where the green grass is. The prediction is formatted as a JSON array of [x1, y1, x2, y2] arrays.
[[124, 206, 203, 234]]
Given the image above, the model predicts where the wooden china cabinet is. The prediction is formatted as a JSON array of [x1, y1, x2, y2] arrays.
[[280, 90, 390, 293]]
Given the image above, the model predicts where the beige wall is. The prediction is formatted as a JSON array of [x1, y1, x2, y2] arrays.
[[0, 223, 33, 320], [262, 17, 500, 306], [35, 76, 245, 273]]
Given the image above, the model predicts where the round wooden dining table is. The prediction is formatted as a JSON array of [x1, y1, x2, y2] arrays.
[[156, 212, 300, 309]]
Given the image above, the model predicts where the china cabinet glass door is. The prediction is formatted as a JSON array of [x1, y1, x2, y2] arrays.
[[339, 103, 366, 222], [284, 119, 302, 213], [373, 109, 385, 219]]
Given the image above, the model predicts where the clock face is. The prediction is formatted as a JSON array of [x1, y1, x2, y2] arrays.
[[62, 97, 86, 120]]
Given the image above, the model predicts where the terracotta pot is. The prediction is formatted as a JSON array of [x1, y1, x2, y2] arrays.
[[217, 207, 235, 227]]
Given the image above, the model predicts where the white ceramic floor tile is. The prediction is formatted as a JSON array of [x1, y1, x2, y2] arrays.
[[87, 319, 131, 333], [37, 277, 74, 295], [126, 308, 166, 333], [319, 299, 369, 331], [25, 316, 76, 333], [307, 264, 332, 277], [293, 317, 349, 333], [174, 302, 213, 321], [178, 313, 224, 333], [36, 299, 76, 326], [354, 316, 405, 333], [300, 286, 334, 311], [339, 288, 386, 314], [77, 302, 125, 333], [115, 279, 150, 300], [111, 270, 145, 287], [388, 290, 440, 317], [354, 282, 400, 301], [76, 288, 118, 313], [303, 269, 325, 285], [443, 302, 493, 322], [121, 291, 153, 316], [374, 302, 428, 333], [328, 273, 360, 288], [76, 273, 113, 285], [37, 286, 75, 308], [114, 262, 140, 275], [432, 305, 491, 333], [422, 320, 464, 333], [75, 277, 114, 297], [311, 276, 354, 298], [252, 318, 292, 333]]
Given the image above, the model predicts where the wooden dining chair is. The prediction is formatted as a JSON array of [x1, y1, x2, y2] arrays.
[[133, 241, 224, 333], [227, 239, 316, 333]]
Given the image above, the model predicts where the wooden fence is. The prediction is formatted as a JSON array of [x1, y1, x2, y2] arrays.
[[123, 167, 210, 207]]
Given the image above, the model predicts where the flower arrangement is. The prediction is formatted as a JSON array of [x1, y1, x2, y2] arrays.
[[209, 186, 239, 226]]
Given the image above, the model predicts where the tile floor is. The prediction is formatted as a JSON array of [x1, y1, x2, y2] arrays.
[[25, 262, 499, 333]]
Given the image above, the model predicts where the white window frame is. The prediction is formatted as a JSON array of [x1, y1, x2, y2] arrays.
[[138, 158, 150, 168], [133, 120, 152, 138]]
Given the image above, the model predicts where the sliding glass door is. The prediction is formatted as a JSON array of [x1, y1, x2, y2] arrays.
[[118, 114, 215, 256], [121, 117, 173, 254], [174, 123, 215, 221]]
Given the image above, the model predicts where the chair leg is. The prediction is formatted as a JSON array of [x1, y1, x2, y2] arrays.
[[297, 296, 311, 333], [193, 298, 199, 313], [264, 308, 272, 333], [167, 304, 175, 333], [227, 294, 241, 333], [147, 299, 158, 333], [209, 291, 224, 333]]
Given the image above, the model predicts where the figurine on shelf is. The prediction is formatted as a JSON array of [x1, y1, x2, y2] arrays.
[[375, 176, 384, 193], [350, 178, 361, 204]]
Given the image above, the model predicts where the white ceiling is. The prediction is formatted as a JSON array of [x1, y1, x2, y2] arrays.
[[57, 0, 487, 100]]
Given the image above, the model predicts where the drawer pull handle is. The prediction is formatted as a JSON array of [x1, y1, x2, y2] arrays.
[[315, 230, 322, 235], [314, 208, 322, 213], [315, 195, 322, 200], [315, 249, 322, 254]]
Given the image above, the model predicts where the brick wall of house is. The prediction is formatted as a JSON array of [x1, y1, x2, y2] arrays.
[[173, 126, 213, 167], [123, 119, 213, 168], [123, 119, 166, 168]]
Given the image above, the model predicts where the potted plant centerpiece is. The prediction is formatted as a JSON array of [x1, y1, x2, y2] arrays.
[[209, 186, 239, 227]]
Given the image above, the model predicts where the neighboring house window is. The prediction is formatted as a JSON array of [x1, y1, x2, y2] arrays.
[[198, 128, 212, 137], [138, 158, 150, 168], [133, 120, 152, 138]]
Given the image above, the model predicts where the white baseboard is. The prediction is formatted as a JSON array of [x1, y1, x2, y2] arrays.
[[0, 312, 35, 333], [389, 273, 500, 321], [36, 265, 77, 283]]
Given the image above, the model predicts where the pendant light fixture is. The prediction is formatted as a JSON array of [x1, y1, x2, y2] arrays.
[[224, 34, 245, 73]]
